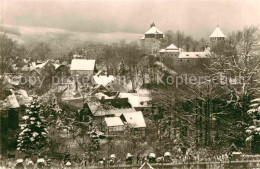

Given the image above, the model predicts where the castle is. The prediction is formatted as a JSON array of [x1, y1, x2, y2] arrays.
[[140, 23, 226, 72]]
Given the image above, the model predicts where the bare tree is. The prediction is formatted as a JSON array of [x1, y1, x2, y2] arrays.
[[30, 41, 52, 61], [0, 34, 17, 75]]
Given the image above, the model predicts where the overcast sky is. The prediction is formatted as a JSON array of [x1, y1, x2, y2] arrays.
[[1, 0, 260, 39]]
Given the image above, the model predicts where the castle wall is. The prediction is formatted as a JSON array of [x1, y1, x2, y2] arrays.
[[141, 38, 161, 55]]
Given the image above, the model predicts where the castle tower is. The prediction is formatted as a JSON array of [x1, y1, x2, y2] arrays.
[[140, 22, 164, 55], [210, 25, 226, 43]]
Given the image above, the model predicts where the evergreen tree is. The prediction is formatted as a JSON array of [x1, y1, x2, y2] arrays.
[[17, 97, 48, 156], [246, 98, 260, 153]]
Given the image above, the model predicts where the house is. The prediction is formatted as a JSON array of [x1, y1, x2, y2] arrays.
[[30, 60, 56, 76], [0, 89, 31, 155], [103, 117, 125, 135], [159, 42, 212, 72], [88, 101, 107, 118], [119, 93, 151, 111], [120, 111, 146, 137], [31, 60, 56, 76], [88, 101, 135, 118], [94, 92, 132, 109], [177, 52, 212, 69], [55, 64, 70, 77], [70, 59, 96, 77], [100, 109, 146, 136]]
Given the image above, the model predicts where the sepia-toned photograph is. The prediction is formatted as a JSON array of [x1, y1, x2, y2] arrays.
[[0, 0, 260, 168]]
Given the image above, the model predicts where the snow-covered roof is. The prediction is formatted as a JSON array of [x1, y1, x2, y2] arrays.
[[165, 44, 178, 51], [108, 108, 136, 117], [119, 93, 150, 108], [7, 94, 20, 108], [160, 44, 183, 53], [210, 26, 226, 38], [70, 59, 96, 71], [105, 117, 124, 127], [53, 63, 61, 69], [145, 26, 163, 35], [93, 75, 115, 86], [122, 111, 146, 128], [159, 49, 166, 53], [34, 60, 51, 69], [178, 52, 211, 59], [88, 101, 106, 116]]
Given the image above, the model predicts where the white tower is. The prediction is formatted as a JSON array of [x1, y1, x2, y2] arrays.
[[210, 25, 226, 43]]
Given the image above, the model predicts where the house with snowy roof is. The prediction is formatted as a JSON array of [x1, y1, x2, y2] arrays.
[[0, 89, 31, 154], [140, 22, 164, 55], [103, 117, 125, 135], [101, 109, 146, 137], [159, 44, 181, 61], [30, 60, 56, 76], [158, 42, 212, 71], [120, 111, 146, 137], [70, 59, 96, 77], [119, 92, 151, 111]]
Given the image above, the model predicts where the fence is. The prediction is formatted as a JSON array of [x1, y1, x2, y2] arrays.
[[1, 160, 260, 169]]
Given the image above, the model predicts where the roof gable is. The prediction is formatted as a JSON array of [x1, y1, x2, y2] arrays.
[[122, 111, 146, 128], [210, 27, 226, 38], [145, 26, 163, 35], [165, 44, 178, 51]]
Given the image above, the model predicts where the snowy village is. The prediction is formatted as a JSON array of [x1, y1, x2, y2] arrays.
[[0, 0, 260, 168]]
